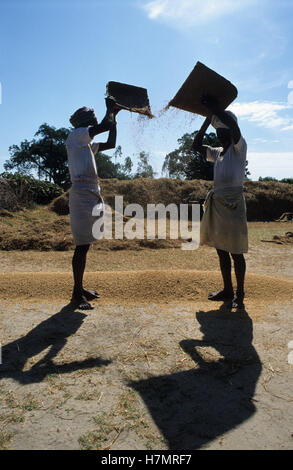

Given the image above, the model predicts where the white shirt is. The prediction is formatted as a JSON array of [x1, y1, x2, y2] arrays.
[[204, 136, 247, 189], [66, 127, 100, 183]]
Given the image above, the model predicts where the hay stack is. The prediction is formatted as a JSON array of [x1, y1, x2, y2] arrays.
[[50, 190, 69, 215]]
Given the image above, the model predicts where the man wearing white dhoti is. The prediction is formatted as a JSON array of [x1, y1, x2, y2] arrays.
[[192, 95, 248, 309], [66, 99, 120, 310]]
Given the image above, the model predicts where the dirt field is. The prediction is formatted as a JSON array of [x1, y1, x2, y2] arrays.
[[0, 222, 293, 450]]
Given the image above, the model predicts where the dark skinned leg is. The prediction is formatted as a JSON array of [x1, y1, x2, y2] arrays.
[[208, 249, 234, 301], [231, 253, 246, 308], [71, 244, 93, 310], [71, 245, 100, 301]]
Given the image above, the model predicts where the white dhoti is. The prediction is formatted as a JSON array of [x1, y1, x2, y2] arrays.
[[200, 186, 248, 254], [69, 179, 104, 246]]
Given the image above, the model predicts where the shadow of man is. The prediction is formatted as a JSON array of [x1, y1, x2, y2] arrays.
[[0, 303, 111, 384], [129, 306, 262, 450]]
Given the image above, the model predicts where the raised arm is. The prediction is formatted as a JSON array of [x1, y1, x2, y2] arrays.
[[191, 117, 211, 159], [97, 104, 121, 151], [98, 118, 117, 151], [88, 97, 119, 139], [201, 94, 241, 144]]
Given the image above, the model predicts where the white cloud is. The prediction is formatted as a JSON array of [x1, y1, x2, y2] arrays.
[[252, 138, 280, 144], [288, 89, 293, 105], [247, 152, 293, 180], [142, 0, 256, 27], [229, 101, 293, 130], [282, 124, 293, 131]]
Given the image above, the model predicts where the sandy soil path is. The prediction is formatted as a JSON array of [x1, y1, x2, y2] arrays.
[[0, 298, 293, 450], [0, 243, 293, 450]]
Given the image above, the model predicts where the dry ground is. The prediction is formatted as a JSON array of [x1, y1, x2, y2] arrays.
[[0, 221, 293, 450]]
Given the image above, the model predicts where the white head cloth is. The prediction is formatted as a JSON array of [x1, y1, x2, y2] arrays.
[[211, 110, 238, 129]]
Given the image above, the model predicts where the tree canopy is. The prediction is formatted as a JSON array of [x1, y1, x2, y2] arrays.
[[5, 123, 254, 186], [5, 124, 71, 188], [134, 151, 156, 178], [4, 124, 139, 188], [96, 146, 134, 180]]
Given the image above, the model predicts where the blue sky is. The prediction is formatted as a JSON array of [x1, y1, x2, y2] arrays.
[[1, 0, 293, 180]]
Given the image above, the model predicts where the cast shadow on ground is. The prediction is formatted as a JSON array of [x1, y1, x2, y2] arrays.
[[0, 303, 112, 384], [129, 304, 262, 450]]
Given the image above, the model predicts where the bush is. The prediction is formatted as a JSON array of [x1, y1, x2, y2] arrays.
[[280, 178, 293, 185], [0, 177, 19, 211], [1, 172, 64, 206]]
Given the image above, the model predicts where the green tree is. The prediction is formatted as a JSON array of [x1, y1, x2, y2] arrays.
[[135, 151, 156, 178], [280, 178, 293, 184], [95, 152, 120, 179], [113, 145, 122, 165], [5, 124, 70, 188], [120, 156, 133, 179], [95, 148, 134, 180], [5, 125, 135, 186], [162, 131, 218, 180], [109, 145, 133, 179], [258, 176, 278, 182]]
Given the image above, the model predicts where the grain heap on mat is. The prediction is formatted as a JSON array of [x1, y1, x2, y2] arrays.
[[1, 271, 292, 308]]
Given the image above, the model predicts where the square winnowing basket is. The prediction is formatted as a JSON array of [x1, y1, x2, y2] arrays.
[[106, 81, 154, 118], [168, 62, 238, 117]]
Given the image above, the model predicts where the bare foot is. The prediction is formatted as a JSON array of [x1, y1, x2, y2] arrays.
[[82, 289, 100, 301], [232, 295, 245, 309], [71, 294, 94, 310], [208, 289, 234, 301]]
